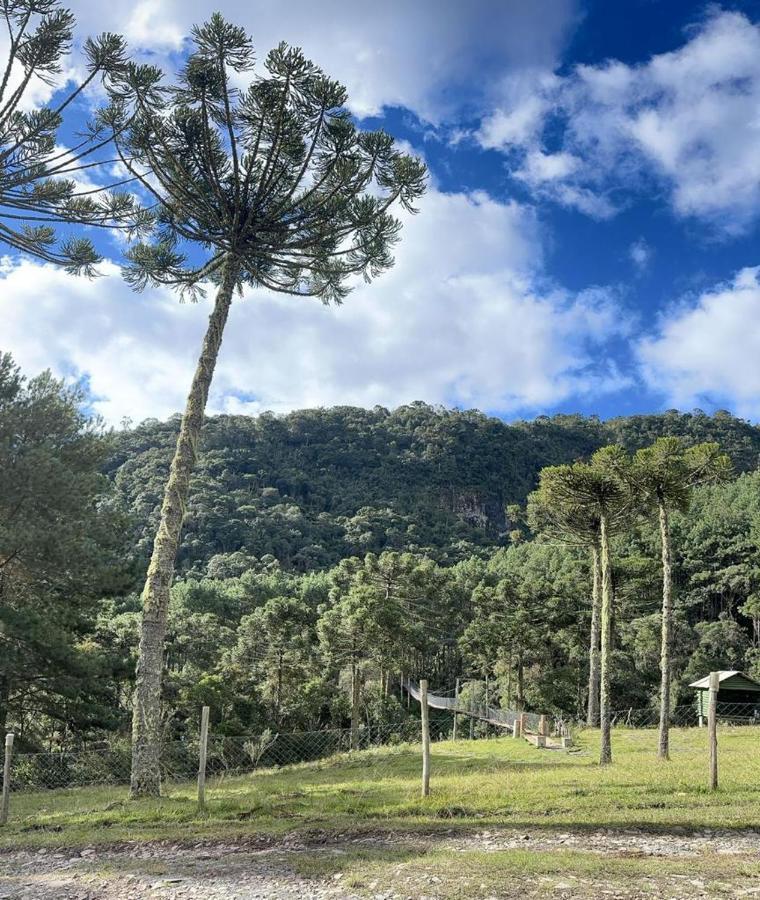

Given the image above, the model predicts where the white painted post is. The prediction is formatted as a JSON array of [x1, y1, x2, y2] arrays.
[[197, 706, 210, 810], [421, 679, 430, 797], [453, 677, 460, 741], [512, 719, 521, 739], [1, 734, 13, 826], [708, 671, 719, 791]]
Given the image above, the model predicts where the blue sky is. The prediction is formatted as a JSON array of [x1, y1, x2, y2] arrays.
[[3, 0, 760, 425]]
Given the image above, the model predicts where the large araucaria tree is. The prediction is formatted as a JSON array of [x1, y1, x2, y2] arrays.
[[631, 438, 731, 760], [529, 479, 603, 727], [534, 446, 630, 764], [109, 15, 427, 796]]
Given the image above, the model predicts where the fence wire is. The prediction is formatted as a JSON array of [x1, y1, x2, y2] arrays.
[[5, 697, 760, 832]]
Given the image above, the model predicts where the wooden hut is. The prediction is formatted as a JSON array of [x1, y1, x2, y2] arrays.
[[689, 670, 760, 722]]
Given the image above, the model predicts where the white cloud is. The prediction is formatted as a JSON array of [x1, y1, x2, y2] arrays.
[[638, 267, 760, 417], [629, 238, 653, 272], [480, 10, 760, 232], [0, 188, 631, 425], [63, 0, 577, 123]]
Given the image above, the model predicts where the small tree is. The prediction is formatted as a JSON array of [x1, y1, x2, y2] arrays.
[[110, 16, 426, 795], [0, 0, 146, 270], [631, 438, 731, 760], [535, 446, 631, 764]]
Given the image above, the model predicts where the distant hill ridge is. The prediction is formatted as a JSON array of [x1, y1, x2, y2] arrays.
[[108, 404, 760, 573]]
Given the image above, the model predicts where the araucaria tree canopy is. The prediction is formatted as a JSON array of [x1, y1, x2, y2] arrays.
[[0, 0, 148, 272], [108, 14, 427, 796]]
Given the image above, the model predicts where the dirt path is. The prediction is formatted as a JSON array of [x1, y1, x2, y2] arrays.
[[2, 829, 760, 899]]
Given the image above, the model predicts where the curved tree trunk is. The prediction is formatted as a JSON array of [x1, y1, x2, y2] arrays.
[[587, 543, 601, 727], [130, 257, 239, 798], [657, 499, 672, 760], [599, 513, 613, 765]]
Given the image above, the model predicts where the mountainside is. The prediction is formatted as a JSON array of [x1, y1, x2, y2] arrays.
[[108, 404, 760, 573]]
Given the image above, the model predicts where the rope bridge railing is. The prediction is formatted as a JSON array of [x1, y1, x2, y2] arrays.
[[403, 678, 543, 733]]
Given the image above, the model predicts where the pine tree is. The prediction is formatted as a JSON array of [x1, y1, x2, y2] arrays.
[[107, 15, 427, 795]]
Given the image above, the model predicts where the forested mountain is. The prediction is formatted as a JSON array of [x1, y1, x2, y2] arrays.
[[7, 372, 760, 755], [109, 404, 760, 574]]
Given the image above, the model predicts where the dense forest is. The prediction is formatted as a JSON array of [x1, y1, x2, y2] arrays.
[[109, 405, 760, 573], [5, 355, 760, 752]]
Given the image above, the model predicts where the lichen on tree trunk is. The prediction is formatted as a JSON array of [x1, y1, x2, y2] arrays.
[[599, 513, 613, 766], [130, 257, 239, 798], [587, 543, 601, 727], [657, 499, 672, 760]]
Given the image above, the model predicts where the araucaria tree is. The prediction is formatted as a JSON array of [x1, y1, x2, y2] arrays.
[[110, 16, 427, 796], [529, 483, 602, 726], [535, 447, 630, 764], [631, 438, 731, 760], [0, 0, 146, 270]]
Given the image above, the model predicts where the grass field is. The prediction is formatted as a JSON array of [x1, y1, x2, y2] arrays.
[[3, 725, 760, 852]]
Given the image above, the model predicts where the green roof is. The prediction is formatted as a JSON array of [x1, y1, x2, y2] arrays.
[[689, 671, 760, 692]]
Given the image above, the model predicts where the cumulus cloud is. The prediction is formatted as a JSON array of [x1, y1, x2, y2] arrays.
[[638, 267, 760, 417], [64, 0, 577, 122], [0, 189, 631, 425], [480, 10, 760, 232]]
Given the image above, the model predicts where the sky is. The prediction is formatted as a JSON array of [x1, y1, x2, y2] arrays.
[[4, 0, 760, 425]]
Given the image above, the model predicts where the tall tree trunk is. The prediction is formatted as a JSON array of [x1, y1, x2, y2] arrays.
[[0, 673, 9, 737], [587, 543, 601, 727], [516, 652, 525, 711], [599, 512, 613, 765], [350, 660, 360, 750], [276, 650, 284, 726], [657, 499, 672, 760], [130, 258, 239, 798]]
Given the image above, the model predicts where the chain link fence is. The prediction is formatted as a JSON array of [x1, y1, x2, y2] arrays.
[[608, 701, 760, 729], [4, 693, 760, 832]]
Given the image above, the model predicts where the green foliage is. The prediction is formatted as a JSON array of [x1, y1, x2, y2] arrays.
[[0, 352, 131, 746], [0, 1, 149, 271], [108, 15, 426, 299], [8, 351, 760, 750]]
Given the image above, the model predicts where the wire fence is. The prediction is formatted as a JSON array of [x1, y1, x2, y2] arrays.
[[608, 701, 760, 729], [1, 716, 465, 795], [15, 697, 751, 796], [4, 685, 760, 831]]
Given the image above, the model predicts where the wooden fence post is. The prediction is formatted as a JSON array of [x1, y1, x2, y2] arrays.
[[708, 671, 719, 791], [453, 678, 460, 741], [1, 733, 14, 826], [197, 706, 210, 810], [421, 679, 430, 797], [513, 718, 521, 739], [536, 714, 547, 749]]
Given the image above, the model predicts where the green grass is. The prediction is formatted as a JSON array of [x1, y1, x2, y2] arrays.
[[289, 846, 760, 898], [3, 726, 760, 850]]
